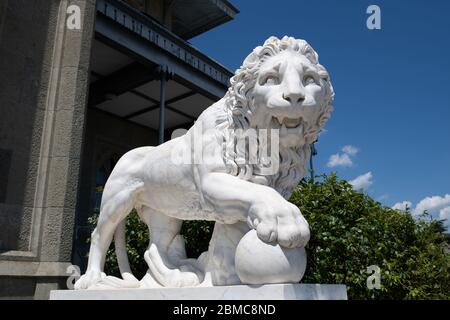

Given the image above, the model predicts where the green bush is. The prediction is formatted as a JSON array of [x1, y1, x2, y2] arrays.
[[88, 210, 149, 279], [290, 173, 449, 299], [88, 173, 449, 299]]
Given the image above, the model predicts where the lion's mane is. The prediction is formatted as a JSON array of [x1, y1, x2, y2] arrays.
[[216, 36, 334, 199]]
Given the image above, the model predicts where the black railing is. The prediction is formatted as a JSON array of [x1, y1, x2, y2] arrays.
[[96, 0, 233, 87]]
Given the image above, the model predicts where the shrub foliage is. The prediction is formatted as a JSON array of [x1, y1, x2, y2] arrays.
[[291, 174, 449, 299]]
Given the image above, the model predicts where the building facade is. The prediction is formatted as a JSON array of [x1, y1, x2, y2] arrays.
[[0, 0, 238, 299]]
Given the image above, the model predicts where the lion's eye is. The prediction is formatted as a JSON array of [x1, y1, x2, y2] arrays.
[[263, 75, 279, 85], [304, 75, 316, 85]]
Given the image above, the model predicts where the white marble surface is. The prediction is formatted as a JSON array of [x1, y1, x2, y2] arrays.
[[235, 230, 307, 284], [52, 284, 347, 300], [75, 36, 335, 290]]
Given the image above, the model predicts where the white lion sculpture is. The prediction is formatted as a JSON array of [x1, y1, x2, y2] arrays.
[[75, 36, 334, 289]]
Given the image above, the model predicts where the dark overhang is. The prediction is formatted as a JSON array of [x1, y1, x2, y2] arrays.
[[96, 0, 233, 100], [90, 0, 236, 135], [171, 0, 240, 40], [89, 40, 215, 133]]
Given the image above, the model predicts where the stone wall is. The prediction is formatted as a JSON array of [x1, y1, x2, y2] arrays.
[[0, 0, 96, 299], [0, 0, 57, 254]]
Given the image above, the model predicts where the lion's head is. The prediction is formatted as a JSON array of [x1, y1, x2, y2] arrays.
[[219, 36, 334, 198]]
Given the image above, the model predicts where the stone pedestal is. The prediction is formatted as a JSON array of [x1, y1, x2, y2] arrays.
[[50, 283, 347, 300]]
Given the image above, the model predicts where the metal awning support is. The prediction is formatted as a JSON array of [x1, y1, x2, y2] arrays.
[[158, 66, 168, 144], [310, 140, 318, 183]]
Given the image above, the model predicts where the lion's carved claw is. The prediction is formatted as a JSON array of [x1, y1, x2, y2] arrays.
[[74, 270, 106, 290], [248, 201, 310, 248], [74, 271, 140, 290]]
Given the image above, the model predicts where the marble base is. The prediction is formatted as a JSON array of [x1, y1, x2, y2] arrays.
[[50, 283, 347, 300]]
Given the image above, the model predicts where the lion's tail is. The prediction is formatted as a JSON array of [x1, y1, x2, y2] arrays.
[[114, 219, 140, 287]]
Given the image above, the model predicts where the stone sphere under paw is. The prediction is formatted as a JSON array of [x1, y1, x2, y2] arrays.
[[235, 229, 307, 285]]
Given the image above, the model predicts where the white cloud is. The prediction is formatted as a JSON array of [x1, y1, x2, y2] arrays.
[[440, 206, 450, 219], [349, 172, 373, 190], [342, 145, 358, 156], [327, 153, 353, 168], [327, 145, 358, 168], [390, 195, 450, 230], [440, 207, 450, 230], [413, 194, 450, 216], [392, 201, 413, 211]]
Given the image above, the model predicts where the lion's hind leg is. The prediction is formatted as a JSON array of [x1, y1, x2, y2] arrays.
[[139, 208, 204, 288], [74, 180, 144, 290]]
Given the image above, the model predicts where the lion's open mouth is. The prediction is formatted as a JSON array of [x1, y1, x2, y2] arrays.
[[269, 116, 307, 147], [272, 116, 304, 134]]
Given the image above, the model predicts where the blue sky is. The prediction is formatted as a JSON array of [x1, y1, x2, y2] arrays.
[[190, 0, 450, 226]]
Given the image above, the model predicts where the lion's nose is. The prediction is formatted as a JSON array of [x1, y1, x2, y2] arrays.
[[282, 91, 305, 104]]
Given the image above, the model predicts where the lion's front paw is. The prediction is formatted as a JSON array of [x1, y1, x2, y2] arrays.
[[248, 201, 310, 248], [74, 270, 106, 290]]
